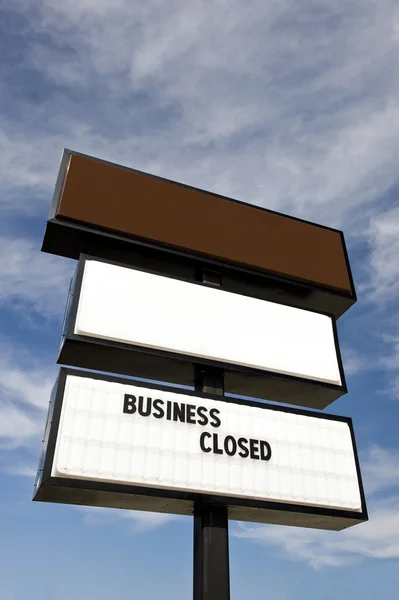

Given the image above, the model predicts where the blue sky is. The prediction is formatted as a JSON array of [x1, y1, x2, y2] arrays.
[[1, 1, 399, 598]]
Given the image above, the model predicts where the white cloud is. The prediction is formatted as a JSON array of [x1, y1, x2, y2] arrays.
[[361, 445, 399, 495], [374, 334, 399, 398], [78, 505, 179, 532], [235, 495, 399, 568], [121, 510, 179, 532], [0, 235, 74, 318], [0, 337, 55, 448], [1, 0, 398, 230], [0, 358, 55, 412], [1, 463, 37, 477], [0, 404, 42, 445], [364, 206, 399, 304], [0, 128, 62, 214], [340, 347, 368, 376]]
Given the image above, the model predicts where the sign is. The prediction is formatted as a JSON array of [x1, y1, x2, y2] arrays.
[[34, 369, 367, 531], [42, 149, 356, 318], [58, 256, 347, 409], [36, 149, 367, 599]]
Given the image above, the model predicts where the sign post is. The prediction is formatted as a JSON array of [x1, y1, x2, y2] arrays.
[[34, 149, 368, 600], [194, 366, 230, 600], [193, 268, 230, 600]]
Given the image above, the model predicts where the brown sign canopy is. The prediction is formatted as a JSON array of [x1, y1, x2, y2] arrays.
[[42, 149, 356, 317]]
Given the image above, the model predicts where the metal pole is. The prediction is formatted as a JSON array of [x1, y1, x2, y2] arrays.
[[193, 269, 230, 600]]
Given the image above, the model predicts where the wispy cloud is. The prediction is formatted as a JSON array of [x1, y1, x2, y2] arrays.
[[78, 505, 179, 533], [1, 463, 36, 477], [0, 0, 398, 325], [121, 510, 179, 532], [0, 404, 42, 447], [361, 445, 399, 495], [363, 206, 399, 305], [340, 347, 368, 377], [1, 0, 398, 229], [0, 235, 73, 319], [0, 336, 55, 448], [235, 495, 399, 568]]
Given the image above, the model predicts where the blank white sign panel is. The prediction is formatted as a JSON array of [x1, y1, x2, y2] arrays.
[[53, 375, 362, 512], [74, 260, 342, 386]]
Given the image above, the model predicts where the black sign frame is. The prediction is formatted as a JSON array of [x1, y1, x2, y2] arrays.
[[57, 255, 348, 410], [33, 368, 368, 531]]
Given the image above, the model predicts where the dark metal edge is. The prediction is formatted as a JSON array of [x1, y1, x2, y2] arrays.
[[46, 149, 72, 222], [347, 418, 369, 521]]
